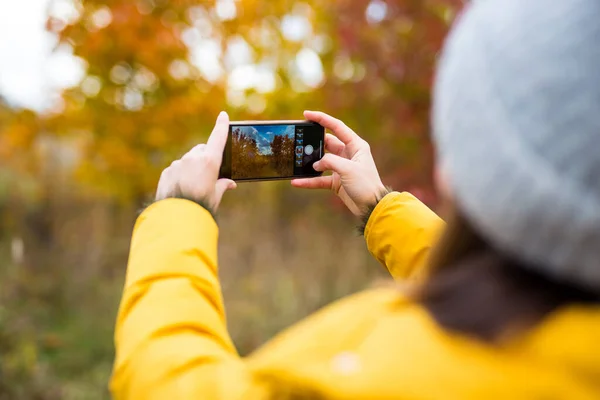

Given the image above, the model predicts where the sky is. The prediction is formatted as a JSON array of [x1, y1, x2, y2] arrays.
[[237, 124, 294, 155], [0, 0, 83, 111]]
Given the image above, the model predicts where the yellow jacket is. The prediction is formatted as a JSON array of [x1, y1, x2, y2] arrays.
[[111, 192, 600, 399]]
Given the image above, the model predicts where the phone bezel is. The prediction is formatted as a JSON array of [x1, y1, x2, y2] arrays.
[[220, 120, 324, 182]]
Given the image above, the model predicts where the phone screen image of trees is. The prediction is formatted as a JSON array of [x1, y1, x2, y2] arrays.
[[231, 125, 295, 179]]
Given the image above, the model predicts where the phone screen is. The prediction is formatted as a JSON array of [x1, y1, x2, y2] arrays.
[[219, 121, 324, 181]]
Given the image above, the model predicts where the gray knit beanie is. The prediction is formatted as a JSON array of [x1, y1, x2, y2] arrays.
[[433, 0, 600, 290]]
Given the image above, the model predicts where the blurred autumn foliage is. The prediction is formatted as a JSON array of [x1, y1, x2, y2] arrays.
[[0, 0, 461, 398]]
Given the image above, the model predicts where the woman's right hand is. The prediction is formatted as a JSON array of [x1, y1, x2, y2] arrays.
[[291, 111, 387, 216]]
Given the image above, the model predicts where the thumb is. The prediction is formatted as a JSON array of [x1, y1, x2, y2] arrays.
[[313, 153, 353, 175], [213, 179, 237, 210]]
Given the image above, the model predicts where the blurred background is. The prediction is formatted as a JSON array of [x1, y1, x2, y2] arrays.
[[0, 0, 461, 398]]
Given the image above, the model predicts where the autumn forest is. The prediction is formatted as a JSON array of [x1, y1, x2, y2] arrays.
[[231, 126, 295, 179]]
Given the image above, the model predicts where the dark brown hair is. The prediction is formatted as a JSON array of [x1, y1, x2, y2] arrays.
[[418, 204, 600, 342]]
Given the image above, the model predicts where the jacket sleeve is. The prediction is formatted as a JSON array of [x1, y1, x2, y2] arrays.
[[364, 192, 445, 281], [110, 199, 258, 400]]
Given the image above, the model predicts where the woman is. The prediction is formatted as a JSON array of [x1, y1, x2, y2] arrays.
[[111, 1, 600, 399]]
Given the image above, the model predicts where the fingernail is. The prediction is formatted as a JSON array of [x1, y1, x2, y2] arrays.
[[218, 111, 228, 119], [313, 161, 320, 170]]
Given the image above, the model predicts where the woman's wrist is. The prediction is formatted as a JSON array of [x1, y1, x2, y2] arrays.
[[139, 196, 216, 220], [358, 186, 392, 235]]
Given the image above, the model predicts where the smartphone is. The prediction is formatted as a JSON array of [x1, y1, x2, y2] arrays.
[[219, 120, 325, 182]]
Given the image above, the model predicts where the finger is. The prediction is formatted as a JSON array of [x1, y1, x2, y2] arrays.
[[291, 175, 333, 190], [182, 144, 206, 160], [213, 178, 237, 209], [325, 133, 345, 156], [206, 111, 230, 161], [313, 153, 353, 175], [304, 110, 360, 147]]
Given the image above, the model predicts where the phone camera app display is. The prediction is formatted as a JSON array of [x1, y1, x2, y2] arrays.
[[230, 124, 296, 179], [293, 126, 321, 173], [294, 128, 304, 169], [222, 122, 323, 180]]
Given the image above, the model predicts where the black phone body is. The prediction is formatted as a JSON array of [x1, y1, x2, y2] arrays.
[[219, 120, 325, 182]]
